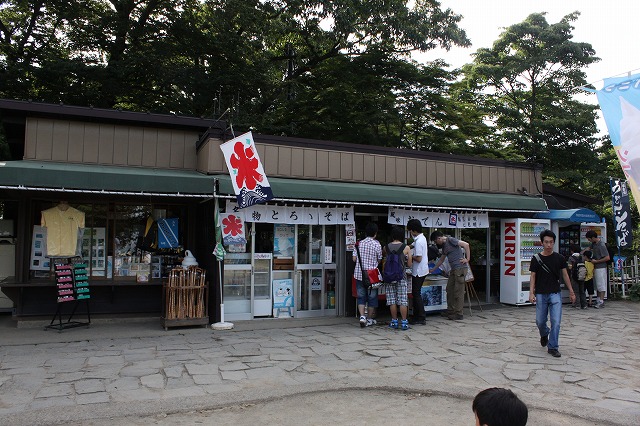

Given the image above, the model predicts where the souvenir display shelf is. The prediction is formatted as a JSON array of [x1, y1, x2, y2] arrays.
[[45, 256, 91, 332]]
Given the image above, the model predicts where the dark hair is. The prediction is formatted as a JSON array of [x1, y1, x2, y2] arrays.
[[570, 244, 581, 253], [473, 388, 528, 426], [390, 225, 404, 242], [365, 222, 378, 238], [406, 218, 422, 232], [429, 230, 444, 242], [539, 229, 556, 243], [585, 230, 598, 239], [583, 250, 592, 259]]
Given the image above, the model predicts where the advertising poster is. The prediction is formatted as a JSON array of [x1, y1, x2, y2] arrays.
[[421, 280, 447, 312], [30, 225, 49, 271], [274, 224, 295, 258], [273, 278, 294, 318]]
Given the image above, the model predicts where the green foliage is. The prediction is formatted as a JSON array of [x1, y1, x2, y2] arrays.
[[628, 284, 640, 302], [461, 12, 601, 185], [0, 122, 10, 160], [0, 0, 473, 149]]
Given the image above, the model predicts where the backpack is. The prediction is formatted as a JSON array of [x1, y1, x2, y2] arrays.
[[383, 243, 406, 283], [604, 243, 615, 265], [571, 255, 587, 281]]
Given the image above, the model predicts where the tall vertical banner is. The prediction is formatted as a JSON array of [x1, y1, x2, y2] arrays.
[[610, 178, 633, 249], [595, 73, 640, 205], [220, 131, 273, 209]]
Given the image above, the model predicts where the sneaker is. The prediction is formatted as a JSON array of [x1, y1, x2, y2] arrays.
[[448, 314, 463, 321], [359, 316, 367, 328], [401, 319, 409, 330], [540, 334, 549, 347], [389, 319, 399, 329], [592, 304, 600, 309], [581, 306, 587, 310], [548, 349, 561, 358], [366, 319, 377, 327]]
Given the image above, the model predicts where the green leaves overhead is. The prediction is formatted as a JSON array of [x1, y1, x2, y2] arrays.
[[461, 12, 601, 190]]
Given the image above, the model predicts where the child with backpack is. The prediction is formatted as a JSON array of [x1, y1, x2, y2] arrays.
[[568, 244, 588, 309], [383, 226, 413, 330], [583, 250, 595, 307]]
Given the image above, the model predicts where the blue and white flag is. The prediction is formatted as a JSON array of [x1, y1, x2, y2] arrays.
[[157, 218, 179, 248], [596, 73, 640, 205]]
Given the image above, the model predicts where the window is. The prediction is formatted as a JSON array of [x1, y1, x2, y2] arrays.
[[30, 200, 188, 281]]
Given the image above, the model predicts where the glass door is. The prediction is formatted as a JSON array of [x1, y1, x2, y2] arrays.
[[296, 224, 337, 317], [222, 253, 252, 320]]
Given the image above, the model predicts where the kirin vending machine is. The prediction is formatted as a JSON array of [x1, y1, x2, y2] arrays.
[[500, 218, 551, 305]]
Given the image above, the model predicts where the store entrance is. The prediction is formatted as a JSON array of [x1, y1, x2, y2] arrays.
[[296, 224, 337, 318]]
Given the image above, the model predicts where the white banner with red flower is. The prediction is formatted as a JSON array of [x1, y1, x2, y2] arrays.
[[220, 131, 273, 209], [220, 213, 247, 245]]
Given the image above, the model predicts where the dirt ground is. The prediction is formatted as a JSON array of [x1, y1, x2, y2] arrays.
[[79, 389, 604, 425]]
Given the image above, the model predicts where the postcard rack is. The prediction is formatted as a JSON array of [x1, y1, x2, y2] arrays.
[[45, 256, 91, 332]]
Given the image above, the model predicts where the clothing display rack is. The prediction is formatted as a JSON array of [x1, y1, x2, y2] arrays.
[[45, 256, 91, 332]]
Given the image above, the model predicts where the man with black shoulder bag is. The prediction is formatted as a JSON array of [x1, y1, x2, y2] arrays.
[[529, 229, 576, 358]]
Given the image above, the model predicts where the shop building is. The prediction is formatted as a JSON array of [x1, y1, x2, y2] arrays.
[[0, 99, 550, 323]]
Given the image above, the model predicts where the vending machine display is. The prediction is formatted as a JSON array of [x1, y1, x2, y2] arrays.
[[500, 219, 551, 305], [558, 225, 580, 258]]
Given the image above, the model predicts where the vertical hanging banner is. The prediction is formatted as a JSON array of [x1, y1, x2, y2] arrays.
[[595, 73, 640, 205], [220, 213, 247, 245], [157, 218, 179, 248], [220, 131, 273, 209], [610, 178, 633, 249]]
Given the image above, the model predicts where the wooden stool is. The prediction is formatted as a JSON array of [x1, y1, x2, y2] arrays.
[[465, 280, 483, 315]]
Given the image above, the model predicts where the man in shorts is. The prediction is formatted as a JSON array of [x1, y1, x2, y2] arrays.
[[585, 230, 610, 309], [353, 222, 382, 327], [384, 225, 413, 330]]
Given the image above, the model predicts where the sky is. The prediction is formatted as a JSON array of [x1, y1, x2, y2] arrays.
[[417, 0, 639, 135]]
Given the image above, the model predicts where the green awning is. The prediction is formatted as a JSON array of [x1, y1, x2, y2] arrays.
[[214, 175, 548, 213], [0, 161, 214, 197]]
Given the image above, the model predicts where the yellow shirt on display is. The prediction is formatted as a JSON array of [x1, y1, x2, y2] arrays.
[[41, 206, 85, 257]]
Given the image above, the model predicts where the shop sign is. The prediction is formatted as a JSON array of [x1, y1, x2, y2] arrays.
[[388, 208, 489, 228], [503, 221, 517, 277], [225, 200, 354, 225]]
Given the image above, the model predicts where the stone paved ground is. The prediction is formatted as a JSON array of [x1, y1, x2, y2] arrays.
[[0, 301, 639, 425]]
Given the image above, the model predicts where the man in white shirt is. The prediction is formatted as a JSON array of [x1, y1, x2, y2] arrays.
[[407, 219, 428, 325]]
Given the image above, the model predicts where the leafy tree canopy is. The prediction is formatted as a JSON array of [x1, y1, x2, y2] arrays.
[[461, 12, 602, 190]]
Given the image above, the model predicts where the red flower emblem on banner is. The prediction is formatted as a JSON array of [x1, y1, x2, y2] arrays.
[[222, 214, 243, 236], [230, 141, 264, 190]]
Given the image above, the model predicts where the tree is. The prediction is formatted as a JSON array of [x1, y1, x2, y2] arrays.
[[1, 0, 472, 140], [461, 12, 601, 190]]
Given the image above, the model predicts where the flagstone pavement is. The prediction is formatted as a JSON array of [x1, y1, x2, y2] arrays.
[[0, 301, 639, 425]]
